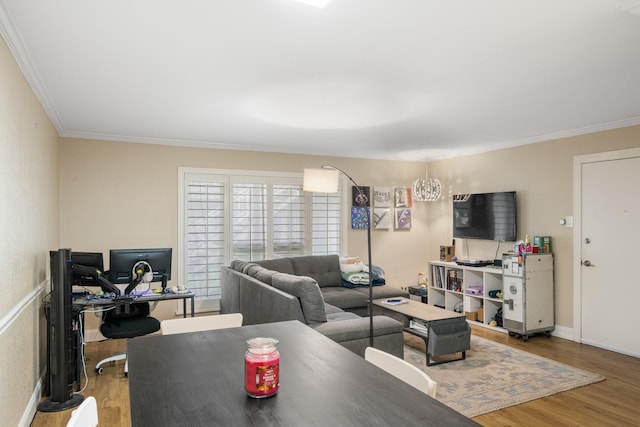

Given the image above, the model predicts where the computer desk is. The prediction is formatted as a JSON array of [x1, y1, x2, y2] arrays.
[[73, 290, 196, 318], [43, 290, 196, 395]]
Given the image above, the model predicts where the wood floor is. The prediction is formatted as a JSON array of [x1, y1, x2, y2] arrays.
[[30, 326, 640, 427]]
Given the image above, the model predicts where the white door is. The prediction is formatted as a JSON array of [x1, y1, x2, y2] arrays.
[[574, 148, 640, 357]]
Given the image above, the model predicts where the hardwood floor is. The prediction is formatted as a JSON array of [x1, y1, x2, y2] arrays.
[[30, 326, 640, 426]]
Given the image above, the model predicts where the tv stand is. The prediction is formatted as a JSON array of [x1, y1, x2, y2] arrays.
[[428, 260, 506, 332], [455, 259, 493, 267]]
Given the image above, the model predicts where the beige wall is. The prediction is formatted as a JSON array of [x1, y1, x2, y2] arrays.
[[0, 37, 60, 426], [59, 138, 429, 324], [426, 127, 640, 329], [60, 128, 640, 332]]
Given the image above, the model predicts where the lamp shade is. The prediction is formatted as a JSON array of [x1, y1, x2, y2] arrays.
[[303, 168, 340, 193]]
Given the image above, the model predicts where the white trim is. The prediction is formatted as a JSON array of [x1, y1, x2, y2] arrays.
[[550, 324, 573, 341], [20, 376, 43, 427], [0, 3, 65, 134], [572, 147, 640, 343], [0, 285, 44, 336]]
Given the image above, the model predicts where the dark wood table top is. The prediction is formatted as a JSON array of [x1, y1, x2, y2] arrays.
[[127, 320, 479, 427]]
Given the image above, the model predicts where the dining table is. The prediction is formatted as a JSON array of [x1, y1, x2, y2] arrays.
[[127, 319, 480, 426]]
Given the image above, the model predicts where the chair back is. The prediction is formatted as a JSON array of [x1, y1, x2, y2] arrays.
[[100, 302, 160, 339], [161, 313, 243, 335], [365, 347, 437, 398], [66, 396, 98, 427]]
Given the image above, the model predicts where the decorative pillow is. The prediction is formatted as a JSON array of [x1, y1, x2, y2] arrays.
[[230, 260, 248, 272], [246, 264, 266, 278], [271, 273, 327, 324], [241, 262, 259, 275], [255, 268, 278, 285]]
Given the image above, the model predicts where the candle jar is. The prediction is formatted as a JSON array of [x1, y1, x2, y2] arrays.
[[244, 337, 280, 398]]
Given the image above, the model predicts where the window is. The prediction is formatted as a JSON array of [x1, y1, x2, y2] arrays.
[[178, 168, 344, 311]]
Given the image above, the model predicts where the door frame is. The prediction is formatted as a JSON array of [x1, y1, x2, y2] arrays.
[[572, 147, 640, 343]]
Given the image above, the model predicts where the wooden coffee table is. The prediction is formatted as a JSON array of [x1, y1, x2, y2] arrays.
[[373, 298, 469, 366]]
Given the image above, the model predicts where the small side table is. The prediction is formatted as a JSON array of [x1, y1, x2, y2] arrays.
[[408, 286, 428, 304]]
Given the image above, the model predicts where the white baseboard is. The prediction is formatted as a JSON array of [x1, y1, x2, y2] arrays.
[[551, 324, 573, 341], [20, 376, 42, 427]]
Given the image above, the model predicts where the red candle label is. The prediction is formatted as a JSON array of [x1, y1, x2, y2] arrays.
[[245, 357, 280, 397]]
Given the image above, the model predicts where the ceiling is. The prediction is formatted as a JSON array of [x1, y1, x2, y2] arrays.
[[2, 0, 640, 162]]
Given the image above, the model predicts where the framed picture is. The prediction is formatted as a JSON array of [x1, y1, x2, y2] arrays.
[[351, 207, 370, 229], [394, 187, 412, 208], [373, 208, 391, 229], [395, 208, 412, 229], [373, 187, 392, 208], [352, 186, 371, 207]]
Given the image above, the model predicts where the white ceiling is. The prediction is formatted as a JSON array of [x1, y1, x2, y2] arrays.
[[2, 0, 640, 162]]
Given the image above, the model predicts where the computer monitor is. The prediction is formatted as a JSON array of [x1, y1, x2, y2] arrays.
[[71, 252, 104, 286], [109, 248, 172, 291]]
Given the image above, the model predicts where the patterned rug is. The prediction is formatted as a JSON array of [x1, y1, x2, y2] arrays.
[[403, 335, 606, 418]]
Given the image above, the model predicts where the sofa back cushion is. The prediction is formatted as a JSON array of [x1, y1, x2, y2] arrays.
[[290, 255, 342, 288], [271, 273, 327, 324], [255, 258, 296, 275]]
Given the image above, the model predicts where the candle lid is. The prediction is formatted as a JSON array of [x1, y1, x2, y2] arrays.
[[246, 337, 278, 354]]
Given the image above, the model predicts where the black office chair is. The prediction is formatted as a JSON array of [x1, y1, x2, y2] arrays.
[[95, 301, 160, 376]]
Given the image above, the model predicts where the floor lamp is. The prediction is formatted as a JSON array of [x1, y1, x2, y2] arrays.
[[303, 166, 374, 347]]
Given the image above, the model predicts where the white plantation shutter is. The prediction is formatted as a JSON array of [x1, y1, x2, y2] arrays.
[[179, 168, 344, 309], [310, 191, 342, 255], [231, 181, 268, 260], [184, 177, 225, 300], [273, 184, 306, 257]]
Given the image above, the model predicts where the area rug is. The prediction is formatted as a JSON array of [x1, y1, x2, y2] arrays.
[[403, 335, 606, 418]]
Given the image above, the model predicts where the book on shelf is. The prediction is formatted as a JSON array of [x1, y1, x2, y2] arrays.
[[432, 265, 446, 289]]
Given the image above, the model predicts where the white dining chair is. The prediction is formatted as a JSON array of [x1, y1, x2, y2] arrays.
[[160, 313, 243, 335], [66, 396, 98, 427], [365, 347, 438, 398]]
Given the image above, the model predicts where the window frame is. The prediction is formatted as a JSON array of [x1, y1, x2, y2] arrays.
[[177, 167, 348, 313]]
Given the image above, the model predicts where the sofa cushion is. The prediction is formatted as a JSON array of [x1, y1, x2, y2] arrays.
[[230, 260, 249, 272], [241, 262, 260, 275], [321, 287, 370, 310], [324, 303, 344, 315], [271, 273, 327, 324], [256, 258, 296, 275], [246, 264, 266, 278], [290, 255, 342, 288], [255, 268, 278, 285]]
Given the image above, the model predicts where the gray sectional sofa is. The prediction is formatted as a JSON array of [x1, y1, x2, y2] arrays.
[[220, 254, 409, 358]]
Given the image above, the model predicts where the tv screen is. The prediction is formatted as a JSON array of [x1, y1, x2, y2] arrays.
[[453, 191, 517, 241]]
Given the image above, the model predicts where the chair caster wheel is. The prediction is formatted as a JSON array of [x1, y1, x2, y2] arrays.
[[508, 331, 515, 337], [96, 367, 103, 375], [124, 372, 128, 377]]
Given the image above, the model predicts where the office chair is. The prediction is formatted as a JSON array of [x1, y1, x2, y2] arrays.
[[365, 347, 438, 398], [95, 301, 160, 376], [66, 396, 98, 427], [160, 313, 243, 335]]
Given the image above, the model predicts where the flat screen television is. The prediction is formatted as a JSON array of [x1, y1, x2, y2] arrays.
[[453, 191, 517, 241]]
